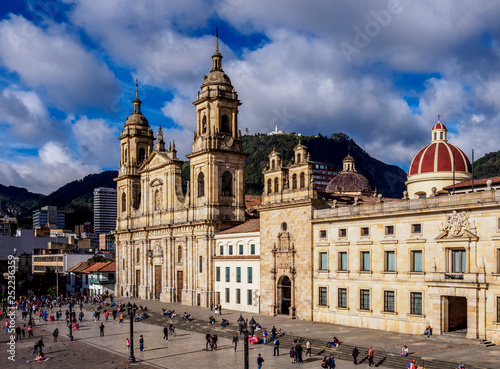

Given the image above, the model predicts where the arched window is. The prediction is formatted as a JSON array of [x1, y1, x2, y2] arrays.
[[300, 172, 305, 188], [136, 248, 140, 264], [138, 148, 145, 163], [297, 153, 301, 164], [124, 148, 128, 163], [221, 171, 233, 196], [154, 189, 161, 211], [178, 246, 182, 263], [202, 116, 207, 133], [292, 174, 297, 189], [274, 177, 279, 193], [267, 178, 272, 194], [271, 160, 275, 169], [198, 172, 205, 197], [221, 114, 231, 133], [121, 193, 126, 212]]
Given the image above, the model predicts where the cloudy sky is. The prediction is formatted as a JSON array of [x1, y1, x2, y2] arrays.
[[0, 0, 500, 194]]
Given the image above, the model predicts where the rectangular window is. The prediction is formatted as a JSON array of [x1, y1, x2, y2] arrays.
[[410, 292, 423, 315], [247, 289, 252, 305], [360, 289, 370, 310], [451, 249, 466, 273], [320, 230, 327, 238], [320, 252, 328, 270], [250, 244, 256, 255], [248, 267, 253, 283], [339, 252, 348, 271], [385, 251, 395, 272], [361, 227, 369, 236], [229, 245, 233, 255], [219, 245, 224, 256], [339, 228, 347, 238], [385, 225, 394, 235], [236, 288, 241, 304], [384, 291, 395, 312], [319, 287, 327, 306], [361, 251, 370, 271], [239, 244, 244, 255], [412, 223, 422, 234], [216, 267, 220, 282], [338, 288, 347, 308], [236, 267, 241, 282], [199, 256, 203, 273], [411, 250, 423, 272], [225, 267, 230, 282], [225, 288, 230, 303]]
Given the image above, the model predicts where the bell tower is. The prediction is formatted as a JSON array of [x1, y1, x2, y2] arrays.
[[187, 30, 246, 226], [116, 81, 155, 218]]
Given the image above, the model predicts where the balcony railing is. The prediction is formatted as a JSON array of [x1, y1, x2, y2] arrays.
[[89, 277, 116, 285]]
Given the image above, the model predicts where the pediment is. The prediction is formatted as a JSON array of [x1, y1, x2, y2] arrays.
[[435, 210, 479, 242], [150, 178, 163, 187], [139, 151, 171, 172]]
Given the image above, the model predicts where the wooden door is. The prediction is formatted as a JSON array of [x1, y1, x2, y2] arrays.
[[176, 271, 183, 303], [155, 265, 162, 300], [135, 270, 140, 297]]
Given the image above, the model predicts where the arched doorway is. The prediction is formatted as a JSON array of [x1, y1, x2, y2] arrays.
[[278, 275, 292, 315]]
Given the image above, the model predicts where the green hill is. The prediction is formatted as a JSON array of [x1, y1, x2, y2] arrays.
[[473, 151, 500, 179]]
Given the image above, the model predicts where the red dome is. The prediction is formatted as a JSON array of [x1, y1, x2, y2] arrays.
[[408, 142, 471, 176], [431, 122, 446, 130]]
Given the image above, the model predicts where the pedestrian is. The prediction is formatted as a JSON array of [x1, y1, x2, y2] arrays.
[[21, 327, 25, 339], [368, 346, 374, 367], [206, 331, 211, 350], [296, 343, 303, 364], [210, 302, 213, 311], [257, 353, 264, 369], [273, 337, 280, 356], [232, 333, 239, 352], [15, 325, 21, 340], [212, 334, 218, 351], [139, 335, 144, 351], [37, 338, 44, 353], [262, 329, 268, 344], [32, 343, 39, 356], [328, 353, 335, 369], [119, 313, 124, 323], [53, 328, 59, 342], [99, 323, 105, 337], [104, 310, 109, 322], [289, 346, 296, 363], [28, 324, 33, 338], [218, 304, 222, 315], [126, 338, 130, 351], [306, 339, 312, 357], [271, 326, 277, 341], [79, 311, 84, 322], [352, 345, 359, 364], [163, 325, 169, 342]]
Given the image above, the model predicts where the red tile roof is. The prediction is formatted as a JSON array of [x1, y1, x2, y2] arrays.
[[217, 219, 260, 235], [443, 176, 500, 190], [80, 261, 115, 273], [66, 261, 94, 273]]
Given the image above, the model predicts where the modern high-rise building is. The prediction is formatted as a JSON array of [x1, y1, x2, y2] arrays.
[[32, 206, 65, 229], [93, 187, 117, 234]]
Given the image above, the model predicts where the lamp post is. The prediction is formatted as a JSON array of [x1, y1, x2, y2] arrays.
[[68, 296, 74, 341], [28, 290, 33, 324], [127, 302, 138, 363], [238, 315, 256, 369]]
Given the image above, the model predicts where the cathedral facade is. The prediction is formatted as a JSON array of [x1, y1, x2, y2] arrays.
[[114, 36, 246, 306]]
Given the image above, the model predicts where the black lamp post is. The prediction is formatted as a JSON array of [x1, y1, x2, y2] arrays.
[[237, 314, 244, 335], [28, 290, 33, 324], [68, 296, 74, 341], [127, 302, 138, 363], [239, 315, 257, 369]]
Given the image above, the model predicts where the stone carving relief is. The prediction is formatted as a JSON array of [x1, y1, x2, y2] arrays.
[[439, 210, 477, 238]]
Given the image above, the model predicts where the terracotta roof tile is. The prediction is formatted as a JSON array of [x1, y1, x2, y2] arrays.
[[80, 261, 115, 273], [443, 176, 500, 190], [217, 219, 260, 235], [66, 261, 94, 273]]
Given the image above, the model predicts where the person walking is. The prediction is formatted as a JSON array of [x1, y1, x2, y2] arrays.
[[232, 333, 239, 352], [37, 338, 44, 354], [296, 343, 303, 364], [306, 339, 312, 357], [262, 329, 268, 344], [163, 325, 169, 342], [273, 337, 280, 356], [126, 338, 130, 351], [212, 334, 218, 351], [271, 326, 277, 341], [79, 311, 84, 322], [328, 353, 335, 369], [139, 335, 144, 351], [15, 325, 21, 340], [257, 353, 264, 369], [99, 323, 105, 337], [53, 328, 59, 342], [352, 345, 359, 365], [104, 310, 109, 322], [28, 324, 33, 338], [218, 304, 222, 315], [206, 331, 212, 350], [368, 346, 374, 367]]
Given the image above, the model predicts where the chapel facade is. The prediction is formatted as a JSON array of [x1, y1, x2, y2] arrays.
[[114, 34, 246, 306]]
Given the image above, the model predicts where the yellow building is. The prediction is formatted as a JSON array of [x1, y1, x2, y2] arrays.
[[114, 34, 246, 306]]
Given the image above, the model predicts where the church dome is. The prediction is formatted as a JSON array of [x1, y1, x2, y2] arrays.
[[325, 154, 373, 194], [125, 82, 149, 127]]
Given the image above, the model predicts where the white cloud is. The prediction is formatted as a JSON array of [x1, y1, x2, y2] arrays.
[[0, 14, 119, 111]]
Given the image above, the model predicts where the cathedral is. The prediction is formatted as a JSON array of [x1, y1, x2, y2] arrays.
[[114, 34, 246, 306], [115, 34, 500, 345]]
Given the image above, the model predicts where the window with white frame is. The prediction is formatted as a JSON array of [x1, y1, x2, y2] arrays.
[[411, 250, 423, 272], [360, 251, 370, 271], [385, 251, 395, 272], [339, 252, 348, 271], [319, 252, 328, 270]]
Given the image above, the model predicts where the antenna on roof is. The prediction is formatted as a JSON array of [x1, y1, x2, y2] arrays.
[[471, 149, 474, 193]]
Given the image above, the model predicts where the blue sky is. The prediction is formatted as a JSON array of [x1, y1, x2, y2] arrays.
[[1, 0, 500, 194]]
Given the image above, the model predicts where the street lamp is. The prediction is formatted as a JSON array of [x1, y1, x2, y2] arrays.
[[127, 302, 138, 363], [239, 315, 257, 369], [28, 290, 33, 324], [68, 296, 74, 341], [237, 314, 244, 335]]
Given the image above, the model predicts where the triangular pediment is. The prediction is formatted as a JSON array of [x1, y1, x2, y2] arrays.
[[138, 151, 172, 172], [436, 228, 478, 242]]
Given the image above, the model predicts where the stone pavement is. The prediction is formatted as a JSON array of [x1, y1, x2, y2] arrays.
[[1, 299, 499, 369]]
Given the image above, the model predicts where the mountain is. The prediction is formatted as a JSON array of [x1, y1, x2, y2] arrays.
[[473, 151, 500, 179], [0, 184, 44, 218], [243, 133, 407, 198]]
